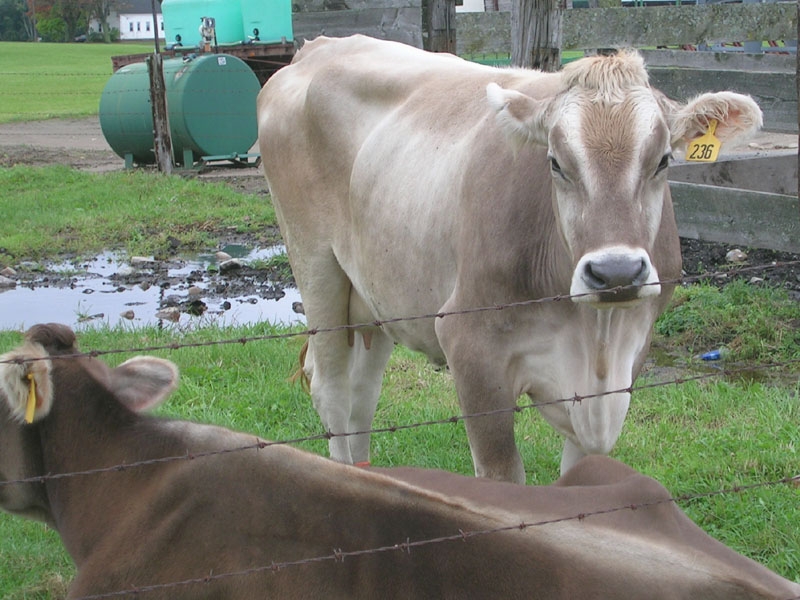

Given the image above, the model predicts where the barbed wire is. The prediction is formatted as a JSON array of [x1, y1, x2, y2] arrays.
[[2, 350, 799, 491], [66, 471, 800, 599], [2, 258, 798, 367], [2, 261, 799, 595]]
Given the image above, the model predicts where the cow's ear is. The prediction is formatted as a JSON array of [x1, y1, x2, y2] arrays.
[[665, 91, 763, 149], [486, 83, 550, 147], [109, 356, 179, 413], [0, 342, 54, 424]]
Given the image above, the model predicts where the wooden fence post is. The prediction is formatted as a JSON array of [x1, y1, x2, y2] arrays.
[[511, 0, 562, 71], [149, 0, 173, 174], [148, 54, 173, 174], [424, 0, 457, 52]]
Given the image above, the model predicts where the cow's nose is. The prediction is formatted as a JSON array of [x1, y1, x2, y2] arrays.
[[583, 255, 648, 291]]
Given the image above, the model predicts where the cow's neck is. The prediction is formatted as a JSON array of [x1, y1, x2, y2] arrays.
[[38, 383, 179, 565]]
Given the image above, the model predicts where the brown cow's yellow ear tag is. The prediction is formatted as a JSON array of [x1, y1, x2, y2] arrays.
[[685, 119, 721, 163], [25, 373, 36, 424]]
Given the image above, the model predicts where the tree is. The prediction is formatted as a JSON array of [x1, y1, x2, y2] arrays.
[[84, 0, 117, 42], [511, 0, 563, 71], [0, 0, 31, 40], [58, 0, 86, 40]]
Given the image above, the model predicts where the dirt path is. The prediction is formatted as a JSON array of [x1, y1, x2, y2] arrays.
[[0, 116, 268, 193], [1, 115, 797, 161]]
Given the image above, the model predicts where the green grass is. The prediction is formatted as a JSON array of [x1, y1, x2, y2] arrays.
[[655, 280, 800, 364], [0, 165, 276, 263], [0, 324, 798, 597], [0, 41, 154, 123], [0, 164, 798, 593]]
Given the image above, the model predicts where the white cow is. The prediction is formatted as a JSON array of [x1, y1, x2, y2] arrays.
[[257, 35, 763, 482]]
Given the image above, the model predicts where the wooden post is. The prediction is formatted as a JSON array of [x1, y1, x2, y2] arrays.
[[424, 0, 457, 53], [149, 0, 173, 174], [511, 0, 563, 71]]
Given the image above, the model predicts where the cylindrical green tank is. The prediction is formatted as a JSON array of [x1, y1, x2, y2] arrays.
[[162, 0, 245, 47], [99, 54, 261, 166], [240, 0, 293, 44]]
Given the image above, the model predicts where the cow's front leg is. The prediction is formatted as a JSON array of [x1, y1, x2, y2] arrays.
[[560, 437, 587, 475], [437, 312, 526, 483], [463, 394, 526, 484], [449, 361, 526, 484]]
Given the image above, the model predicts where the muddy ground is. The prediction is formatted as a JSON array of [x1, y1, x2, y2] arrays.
[[1, 117, 799, 319]]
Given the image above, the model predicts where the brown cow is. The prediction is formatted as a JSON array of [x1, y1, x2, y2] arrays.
[[1, 324, 798, 599], [257, 35, 763, 482]]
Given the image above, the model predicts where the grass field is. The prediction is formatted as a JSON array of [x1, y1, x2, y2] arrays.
[[0, 41, 153, 123], [0, 42, 798, 598]]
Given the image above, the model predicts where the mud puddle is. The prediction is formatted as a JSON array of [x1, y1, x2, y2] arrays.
[[0, 244, 305, 330]]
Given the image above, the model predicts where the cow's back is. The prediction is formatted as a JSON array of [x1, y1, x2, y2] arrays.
[[258, 35, 561, 346]]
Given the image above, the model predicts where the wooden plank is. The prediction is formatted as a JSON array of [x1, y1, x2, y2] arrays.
[[669, 182, 800, 253], [294, 8, 423, 47], [669, 153, 797, 197], [562, 4, 797, 49], [293, 0, 420, 11], [638, 48, 794, 74], [456, 11, 509, 55], [456, 5, 797, 54]]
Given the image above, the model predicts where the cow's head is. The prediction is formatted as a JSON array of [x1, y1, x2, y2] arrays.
[[0, 323, 179, 524], [487, 50, 762, 306]]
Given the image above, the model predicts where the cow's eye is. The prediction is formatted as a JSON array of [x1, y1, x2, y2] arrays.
[[549, 156, 564, 177], [654, 153, 671, 176]]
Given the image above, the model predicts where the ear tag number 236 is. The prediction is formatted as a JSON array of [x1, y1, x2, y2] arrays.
[[685, 119, 721, 163]]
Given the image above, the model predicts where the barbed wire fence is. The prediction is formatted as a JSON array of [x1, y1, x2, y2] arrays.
[[1, 261, 799, 596]]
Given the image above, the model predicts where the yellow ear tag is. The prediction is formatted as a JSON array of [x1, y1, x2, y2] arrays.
[[25, 373, 36, 424], [685, 119, 721, 163]]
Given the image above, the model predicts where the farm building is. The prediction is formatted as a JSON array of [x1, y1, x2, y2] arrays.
[[89, 0, 164, 42]]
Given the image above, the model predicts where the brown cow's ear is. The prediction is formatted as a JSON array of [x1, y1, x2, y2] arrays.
[[666, 91, 763, 149], [486, 83, 551, 148], [108, 356, 179, 413], [0, 341, 54, 424]]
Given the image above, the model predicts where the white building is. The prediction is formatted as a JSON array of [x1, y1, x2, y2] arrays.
[[457, 0, 485, 10], [90, 0, 164, 41]]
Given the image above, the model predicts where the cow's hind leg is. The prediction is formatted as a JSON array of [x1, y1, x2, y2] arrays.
[[302, 277, 393, 465], [346, 329, 394, 465], [298, 259, 361, 463]]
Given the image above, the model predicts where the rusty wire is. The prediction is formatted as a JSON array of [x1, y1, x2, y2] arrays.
[[1, 259, 797, 367], [1, 259, 798, 488], [1, 260, 799, 596], [0, 353, 798, 490]]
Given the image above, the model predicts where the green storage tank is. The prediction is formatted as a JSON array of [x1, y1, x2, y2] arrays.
[[240, 0, 293, 44], [99, 54, 261, 166], [162, 0, 245, 47]]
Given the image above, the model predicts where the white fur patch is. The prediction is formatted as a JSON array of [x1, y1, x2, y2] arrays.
[[486, 83, 550, 148], [0, 341, 53, 423]]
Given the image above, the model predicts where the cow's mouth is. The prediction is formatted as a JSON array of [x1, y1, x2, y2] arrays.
[[589, 286, 643, 304]]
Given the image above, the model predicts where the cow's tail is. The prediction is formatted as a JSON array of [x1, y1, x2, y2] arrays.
[[289, 339, 311, 392]]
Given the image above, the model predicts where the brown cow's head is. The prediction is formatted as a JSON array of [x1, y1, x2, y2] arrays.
[[487, 50, 762, 306], [0, 324, 179, 524]]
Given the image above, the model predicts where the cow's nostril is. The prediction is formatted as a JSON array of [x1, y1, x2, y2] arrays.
[[584, 257, 647, 291]]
